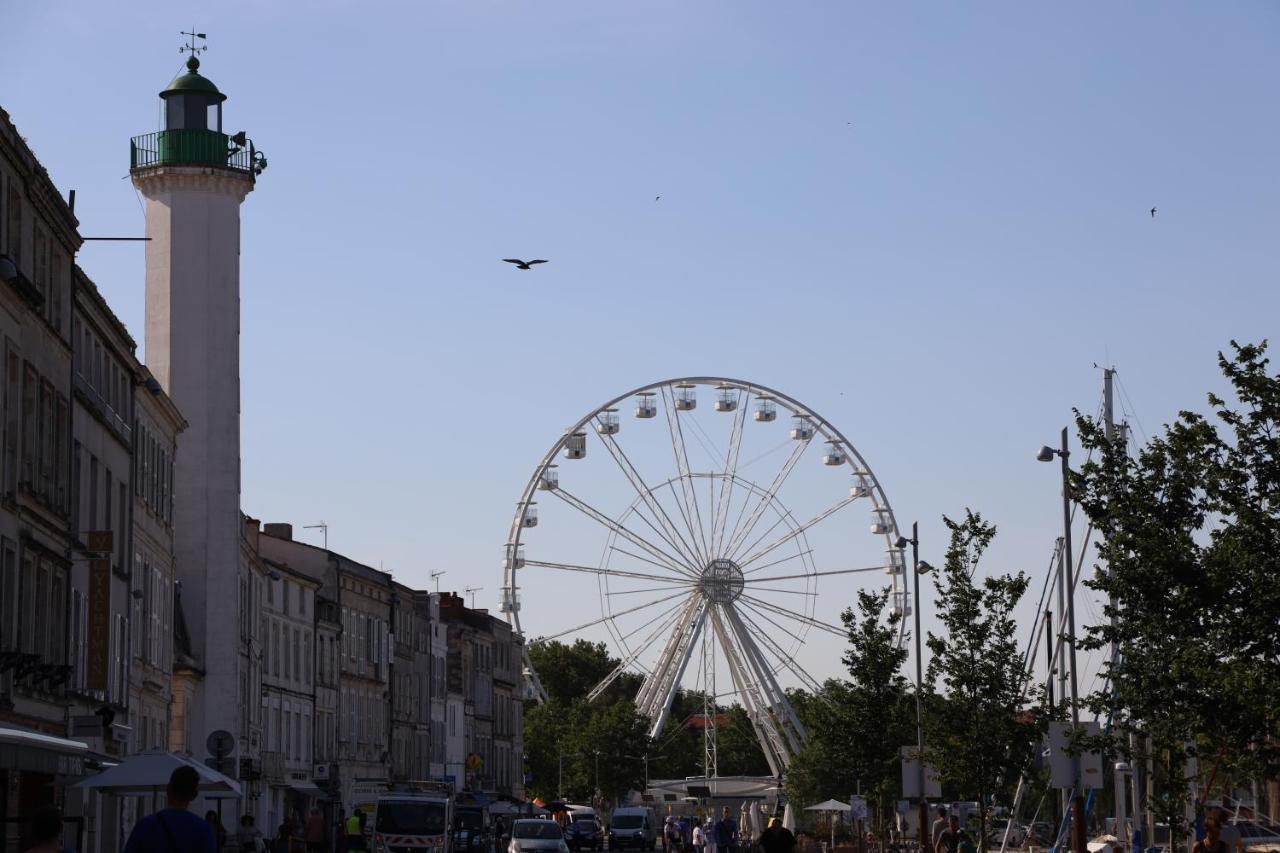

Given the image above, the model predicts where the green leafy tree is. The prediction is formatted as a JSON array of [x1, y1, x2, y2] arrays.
[[1072, 342, 1280, 835], [786, 589, 913, 834], [924, 511, 1040, 852]]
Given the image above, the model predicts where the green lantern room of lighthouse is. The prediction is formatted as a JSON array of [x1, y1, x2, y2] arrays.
[[130, 40, 264, 175]]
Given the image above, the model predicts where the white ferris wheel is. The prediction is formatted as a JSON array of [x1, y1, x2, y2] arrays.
[[501, 378, 905, 778]]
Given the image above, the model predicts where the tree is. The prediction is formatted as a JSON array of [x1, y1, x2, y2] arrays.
[[786, 589, 913, 833], [527, 639, 640, 704], [1072, 341, 1280, 836], [924, 511, 1040, 852]]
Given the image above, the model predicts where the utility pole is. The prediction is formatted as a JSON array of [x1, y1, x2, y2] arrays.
[[1060, 427, 1086, 853]]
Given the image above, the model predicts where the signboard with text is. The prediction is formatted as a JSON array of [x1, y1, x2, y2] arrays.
[[85, 531, 113, 692]]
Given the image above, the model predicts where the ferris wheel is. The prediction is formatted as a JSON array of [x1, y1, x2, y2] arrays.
[[501, 377, 905, 777]]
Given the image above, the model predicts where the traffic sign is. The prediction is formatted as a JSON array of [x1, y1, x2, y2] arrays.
[[206, 729, 235, 758]]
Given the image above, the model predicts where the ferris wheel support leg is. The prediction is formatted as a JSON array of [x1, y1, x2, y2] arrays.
[[722, 605, 806, 754], [636, 596, 704, 722], [644, 605, 708, 740], [710, 609, 787, 776]]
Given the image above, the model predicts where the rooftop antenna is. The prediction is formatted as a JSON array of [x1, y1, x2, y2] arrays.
[[430, 570, 446, 593], [303, 521, 328, 550], [465, 586, 483, 608]]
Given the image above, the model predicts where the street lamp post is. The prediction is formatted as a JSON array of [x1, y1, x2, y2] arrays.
[[897, 524, 934, 853], [625, 752, 666, 794], [594, 749, 602, 806], [1038, 428, 1085, 853]]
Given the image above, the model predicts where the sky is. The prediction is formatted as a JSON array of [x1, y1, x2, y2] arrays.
[[3, 2, 1278, 698]]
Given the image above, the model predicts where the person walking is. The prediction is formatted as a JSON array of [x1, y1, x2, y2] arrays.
[[205, 810, 228, 851], [933, 816, 969, 853], [714, 807, 738, 853], [304, 808, 325, 853], [930, 809, 947, 853], [122, 766, 218, 853], [346, 810, 367, 852], [23, 805, 73, 853], [237, 815, 264, 852], [759, 818, 797, 853], [693, 820, 706, 853], [705, 819, 718, 853]]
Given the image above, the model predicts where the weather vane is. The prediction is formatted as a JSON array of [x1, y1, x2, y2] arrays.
[[179, 29, 207, 60]]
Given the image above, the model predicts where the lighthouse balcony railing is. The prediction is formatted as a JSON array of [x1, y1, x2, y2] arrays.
[[130, 129, 254, 172]]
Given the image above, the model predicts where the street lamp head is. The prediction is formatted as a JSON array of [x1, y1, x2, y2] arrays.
[[895, 535, 910, 549], [1036, 446, 1057, 462], [917, 560, 935, 575]]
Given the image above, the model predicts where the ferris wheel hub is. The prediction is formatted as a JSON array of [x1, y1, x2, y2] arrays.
[[700, 558, 745, 605]]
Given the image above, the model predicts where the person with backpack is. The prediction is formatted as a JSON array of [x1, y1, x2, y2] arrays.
[[122, 766, 217, 853]]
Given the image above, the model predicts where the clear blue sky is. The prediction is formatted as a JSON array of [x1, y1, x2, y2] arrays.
[[4, 2, 1277, 689]]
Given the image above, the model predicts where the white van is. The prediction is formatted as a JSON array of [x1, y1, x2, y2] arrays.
[[610, 807, 657, 850]]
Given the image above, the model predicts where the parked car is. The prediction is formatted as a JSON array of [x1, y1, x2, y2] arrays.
[[567, 818, 605, 851], [509, 819, 571, 853]]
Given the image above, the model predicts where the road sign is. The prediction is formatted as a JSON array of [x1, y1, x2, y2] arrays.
[[207, 729, 235, 758], [900, 746, 942, 799], [86, 531, 114, 692], [204, 756, 235, 775], [849, 796, 868, 821], [1047, 721, 1103, 789]]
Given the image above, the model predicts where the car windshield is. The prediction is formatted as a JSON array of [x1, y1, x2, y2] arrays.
[[572, 822, 596, 830], [613, 817, 644, 830], [514, 822, 564, 840], [376, 801, 447, 835]]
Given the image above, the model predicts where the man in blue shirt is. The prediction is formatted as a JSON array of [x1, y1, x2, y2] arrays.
[[122, 765, 218, 853], [714, 807, 738, 853]]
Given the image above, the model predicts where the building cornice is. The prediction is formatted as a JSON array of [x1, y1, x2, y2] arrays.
[[130, 166, 254, 201]]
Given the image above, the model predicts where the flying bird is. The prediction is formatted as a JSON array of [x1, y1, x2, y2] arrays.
[[655, 195, 661, 201], [1150, 207, 1157, 218], [502, 259, 548, 270]]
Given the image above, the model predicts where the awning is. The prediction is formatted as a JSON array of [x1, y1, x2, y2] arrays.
[[0, 724, 89, 776], [75, 750, 241, 796], [289, 782, 330, 800]]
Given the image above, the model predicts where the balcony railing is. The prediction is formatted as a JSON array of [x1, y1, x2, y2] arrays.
[[130, 130, 256, 173]]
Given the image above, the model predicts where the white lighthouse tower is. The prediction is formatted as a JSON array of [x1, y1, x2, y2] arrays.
[[130, 36, 263, 763]]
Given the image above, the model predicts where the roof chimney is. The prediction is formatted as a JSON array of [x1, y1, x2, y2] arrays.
[[264, 523, 293, 541]]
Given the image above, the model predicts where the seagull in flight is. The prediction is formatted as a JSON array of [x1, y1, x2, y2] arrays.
[[502, 259, 548, 270], [1150, 207, 1157, 218]]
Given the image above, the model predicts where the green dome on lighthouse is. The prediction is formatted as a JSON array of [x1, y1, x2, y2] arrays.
[[160, 55, 226, 103]]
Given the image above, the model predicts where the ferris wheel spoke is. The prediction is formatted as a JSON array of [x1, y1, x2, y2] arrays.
[[734, 598, 809, 645], [608, 544, 699, 576], [711, 390, 749, 558], [737, 494, 859, 570], [742, 564, 885, 583], [740, 548, 812, 576], [737, 592, 848, 638], [532, 587, 691, 644], [552, 487, 695, 577], [734, 604, 827, 697], [738, 586, 814, 596], [661, 386, 711, 565], [587, 596, 694, 702], [523, 559, 693, 586], [595, 426, 707, 569], [722, 437, 811, 560], [606, 584, 693, 597]]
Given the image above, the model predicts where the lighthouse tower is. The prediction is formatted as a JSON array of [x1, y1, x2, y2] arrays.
[[130, 40, 261, 760]]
